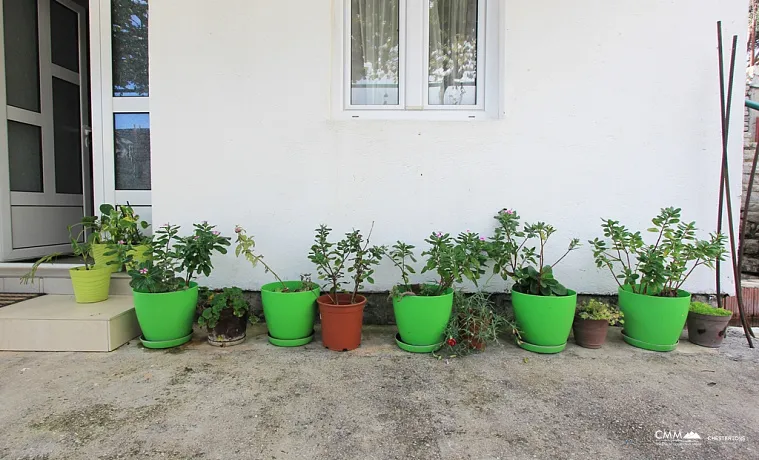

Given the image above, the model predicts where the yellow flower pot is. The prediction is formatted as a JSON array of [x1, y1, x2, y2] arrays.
[[69, 266, 112, 303]]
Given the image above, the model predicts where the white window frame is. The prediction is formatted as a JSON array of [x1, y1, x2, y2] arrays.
[[90, 0, 151, 209], [332, 0, 502, 120]]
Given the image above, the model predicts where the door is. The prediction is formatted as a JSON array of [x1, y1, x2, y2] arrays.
[[0, 0, 91, 261]]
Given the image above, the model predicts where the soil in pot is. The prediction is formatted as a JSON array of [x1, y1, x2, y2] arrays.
[[687, 312, 732, 348], [572, 318, 609, 349], [207, 308, 249, 347], [317, 293, 366, 351]]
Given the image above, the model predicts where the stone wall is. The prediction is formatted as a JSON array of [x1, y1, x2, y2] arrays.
[[743, 67, 759, 274]]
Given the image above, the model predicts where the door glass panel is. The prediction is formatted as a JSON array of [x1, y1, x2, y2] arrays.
[[112, 0, 149, 97], [428, 0, 478, 105], [53, 78, 83, 194], [114, 113, 151, 190], [8, 121, 43, 192], [3, 0, 41, 112], [350, 0, 400, 105], [50, 0, 80, 73]]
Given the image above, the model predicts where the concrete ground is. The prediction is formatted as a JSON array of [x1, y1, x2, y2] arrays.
[[0, 326, 758, 460]]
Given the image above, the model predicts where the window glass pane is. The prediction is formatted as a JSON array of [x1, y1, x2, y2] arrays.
[[114, 113, 151, 190], [3, 0, 41, 112], [53, 78, 83, 194], [112, 0, 149, 97], [429, 0, 478, 105], [8, 121, 43, 192], [350, 0, 399, 105], [50, 0, 79, 72]]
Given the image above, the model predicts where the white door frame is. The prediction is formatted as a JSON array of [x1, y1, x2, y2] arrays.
[[0, 0, 91, 261], [90, 0, 151, 211]]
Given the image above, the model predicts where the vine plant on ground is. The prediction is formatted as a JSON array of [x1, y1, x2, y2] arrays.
[[234, 226, 316, 293], [388, 230, 489, 298], [197, 286, 256, 329], [588, 207, 726, 297], [488, 209, 580, 296], [308, 223, 385, 304]]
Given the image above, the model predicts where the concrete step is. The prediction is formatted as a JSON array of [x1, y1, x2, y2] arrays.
[[0, 295, 139, 352], [0, 263, 132, 295]]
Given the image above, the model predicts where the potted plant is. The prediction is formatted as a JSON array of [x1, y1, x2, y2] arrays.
[[488, 209, 581, 354], [197, 286, 255, 346], [387, 231, 488, 353], [573, 299, 624, 349], [686, 301, 733, 348], [22, 224, 112, 303], [436, 291, 515, 357], [589, 207, 726, 352], [90, 203, 151, 272], [128, 222, 231, 349], [308, 224, 384, 351], [235, 226, 320, 347]]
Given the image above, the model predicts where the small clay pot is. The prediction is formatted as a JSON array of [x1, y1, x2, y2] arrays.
[[317, 293, 366, 351], [207, 308, 249, 347], [686, 312, 731, 348], [572, 318, 609, 349]]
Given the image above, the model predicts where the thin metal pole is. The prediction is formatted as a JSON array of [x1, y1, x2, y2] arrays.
[[718, 25, 755, 346], [717, 22, 726, 308]]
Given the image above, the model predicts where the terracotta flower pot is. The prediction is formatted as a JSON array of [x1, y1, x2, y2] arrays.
[[317, 293, 366, 351], [572, 318, 609, 349], [686, 312, 731, 348]]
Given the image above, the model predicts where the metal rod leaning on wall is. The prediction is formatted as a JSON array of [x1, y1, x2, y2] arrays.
[[716, 22, 754, 347]]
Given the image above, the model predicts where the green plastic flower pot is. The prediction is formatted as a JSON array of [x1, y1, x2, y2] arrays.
[[392, 287, 453, 348], [261, 281, 319, 347], [127, 244, 152, 270], [69, 266, 111, 303], [618, 285, 690, 352], [511, 289, 577, 354], [133, 282, 198, 346], [92, 243, 120, 272]]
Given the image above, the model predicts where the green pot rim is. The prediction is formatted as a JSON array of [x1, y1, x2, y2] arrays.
[[133, 281, 199, 296]]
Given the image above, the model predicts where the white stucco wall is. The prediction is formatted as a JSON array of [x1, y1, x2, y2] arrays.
[[149, 0, 747, 294]]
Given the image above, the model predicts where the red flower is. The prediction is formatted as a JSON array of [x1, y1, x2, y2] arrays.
[[447, 338, 457, 347]]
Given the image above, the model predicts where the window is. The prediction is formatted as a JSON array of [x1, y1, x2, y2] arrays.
[[336, 0, 500, 119]]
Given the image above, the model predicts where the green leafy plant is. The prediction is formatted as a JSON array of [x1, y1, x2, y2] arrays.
[[436, 291, 517, 357], [489, 209, 580, 296], [128, 222, 231, 293], [197, 287, 256, 329], [689, 301, 732, 317], [21, 224, 97, 284], [589, 207, 727, 297], [86, 203, 151, 270], [234, 226, 316, 293], [576, 299, 624, 325], [308, 224, 384, 304], [390, 230, 489, 298]]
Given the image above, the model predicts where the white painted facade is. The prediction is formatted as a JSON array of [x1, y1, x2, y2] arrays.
[[144, 0, 747, 294], [145, 0, 749, 294]]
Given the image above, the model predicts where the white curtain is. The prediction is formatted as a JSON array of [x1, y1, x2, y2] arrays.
[[429, 0, 478, 105], [351, 0, 400, 105]]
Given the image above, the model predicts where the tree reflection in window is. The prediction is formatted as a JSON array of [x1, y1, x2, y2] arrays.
[[112, 0, 148, 97]]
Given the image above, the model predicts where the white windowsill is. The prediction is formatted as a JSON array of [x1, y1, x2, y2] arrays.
[[332, 109, 498, 121]]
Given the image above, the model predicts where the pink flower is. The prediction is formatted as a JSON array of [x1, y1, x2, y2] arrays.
[[118, 240, 125, 245], [479, 236, 485, 241], [139, 268, 148, 274], [193, 235, 199, 240], [436, 232, 443, 238], [212, 231, 220, 236], [466, 229, 470, 233], [506, 209, 513, 215], [234, 226, 243, 234]]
